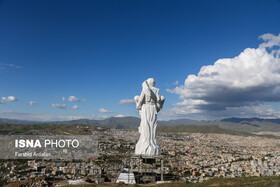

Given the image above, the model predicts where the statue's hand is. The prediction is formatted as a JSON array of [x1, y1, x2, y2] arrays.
[[156, 95, 165, 112], [136, 104, 142, 110], [134, 95, 141, 110], [134, 95, 139, 103]]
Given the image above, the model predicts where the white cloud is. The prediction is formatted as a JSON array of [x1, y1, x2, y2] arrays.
[[29, 101, 37, 106], [2, 96, 17, 102], [99, 108, 113, 113], [0, 100, 4, 104], [174, 80, 179, 85], [67, 96, 79, 102], [8, 96, 17, 102], [72, 105, 79, 110], [118, 99, 134, 105], [0, 110, 86, 121], [115, 114, 126, 118], [51, 103, 66, 109], [219, 105, 280, 119], [167, 33, 280, 119], [62, 96, 86, 102], [259, 33, 280, 48]]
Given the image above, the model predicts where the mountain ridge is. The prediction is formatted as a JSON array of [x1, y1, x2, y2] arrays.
[[1, 116, 280, 132]]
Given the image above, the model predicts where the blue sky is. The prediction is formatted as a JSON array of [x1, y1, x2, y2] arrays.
[[1, 0, 280, 121]]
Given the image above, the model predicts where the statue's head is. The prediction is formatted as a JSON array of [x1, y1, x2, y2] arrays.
[[147, 78, 155, 86]]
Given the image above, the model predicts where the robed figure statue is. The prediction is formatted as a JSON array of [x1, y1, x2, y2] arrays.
[[134, 78, 165, 156]]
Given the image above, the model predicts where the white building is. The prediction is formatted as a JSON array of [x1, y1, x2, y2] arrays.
[[116, 168, 136, 184]]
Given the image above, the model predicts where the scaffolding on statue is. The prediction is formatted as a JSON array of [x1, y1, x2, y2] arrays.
[[130, 154, 164, 184]]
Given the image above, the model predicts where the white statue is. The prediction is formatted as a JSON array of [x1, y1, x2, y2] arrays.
[[134, 78, 165, 156]]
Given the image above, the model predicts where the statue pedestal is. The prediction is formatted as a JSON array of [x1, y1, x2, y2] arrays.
[[130, 154, 164, 184]]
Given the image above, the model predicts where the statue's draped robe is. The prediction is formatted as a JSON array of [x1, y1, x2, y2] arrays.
[[135, 84, 161, 156]]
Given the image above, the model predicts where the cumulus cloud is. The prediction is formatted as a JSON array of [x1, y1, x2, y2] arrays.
[[29, 101, 37, 106], [72, 105, 79, 110], [2, 96, 17, 102], [99, 108, 113, 113], [51, 103, 66, 109], [62, 96, 86, 102], [67, 96, 79, 102], [8, 96, 17, 102], [118, 99, 135, 105], [166, 33, 280, 119], [259, 33, 280, 48]]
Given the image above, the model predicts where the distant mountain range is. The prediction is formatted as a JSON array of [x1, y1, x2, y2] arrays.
[[217, 117, 280, 132], [220, 117, 280, 124], [0, 118, 39, 124], [0, 116, 207, 128], [1, 116, 280, 132], [65, 116, 141, 129]]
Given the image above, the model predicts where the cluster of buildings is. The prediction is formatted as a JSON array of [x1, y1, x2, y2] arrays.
[[1, 128, 280, 185], [105, 130, 280, 183]]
